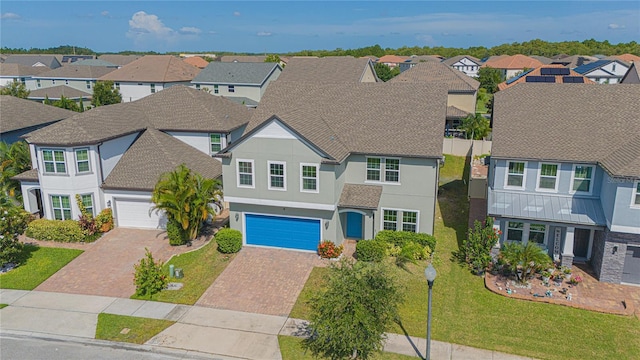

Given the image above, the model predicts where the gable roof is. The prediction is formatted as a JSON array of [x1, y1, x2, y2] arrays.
[[192, 62, 280, 85], [620, 62, 640, 84], [483, 54, 544, 70], [98, 55, 200, 82], [28, 85, 92, 100], [0, 95, 75, 134], [492, 84, 640, 178], [573, 59, 616, 74], [183, 56, 209, 69], [102, 129, 222, 191], [529, 55, 553, 65], [550, 55, 598, 68], [0, 63, 50, 77], [24, 85, 250, 146], [220, 55, 267, 63], [35, 65, 116, 80], [97, 55, 142, 66], [497, 65, 594, 91], [389, 61, 480, 92], [3, 55, 61, 69], [441, 55, 481, 66], [403, 55, 443, 65], [276, 57, 377, 83], [234, 82, 447, 162]]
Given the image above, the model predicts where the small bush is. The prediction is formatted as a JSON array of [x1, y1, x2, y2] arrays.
[[166, 219, 188, 246], [133, 248, 167, 299], [78, 214, 98, 236], [95, 208, 113, 233], [0, 204, 29, 265], [374, 230, 436, 252], [400, 241, 430, 261], [384, 242, 401, 257], [355, 240, 386, 262], [26, 219, 84, 242], [215, 228, 242, 254], [318, 240, 343, 259]]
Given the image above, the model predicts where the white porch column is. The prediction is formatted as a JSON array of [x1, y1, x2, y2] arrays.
[[561, 226, 575, 267]]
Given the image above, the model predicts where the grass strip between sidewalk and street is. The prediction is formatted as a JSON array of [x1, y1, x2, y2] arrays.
[[95, 313, 174, 345], [0, 245, 83, 290], [278, 335, 417, 360]]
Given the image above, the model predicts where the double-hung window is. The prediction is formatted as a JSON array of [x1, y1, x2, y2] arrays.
[[268, 161, 286, 190], [228, 85, 235, 93], [75, 148, 90, 173], [366, 158, 381, 181], [528, 224, 546, 244], [506, 161, 525, 188], [633, 181, 640, 208], [150, 84, 156, 93], [572, 165, 594, 193], [385, 159, 400, 182], [506, 221, 524, 242], [37, 79, 41, 88], [301, 164, 319, 192], [538, 163, 558, 191], [366, 157, 400, 183], [214, 85, 219, 94], [237, 160, 254, 188], [383, 210, 397, 230], [43, 149, 66, 174], [382, 209, 419, 232], [51, 195, 72, 220], [81, 194, 94, 216], [210, 134, 222, 154], [402, 211, 418, 232]]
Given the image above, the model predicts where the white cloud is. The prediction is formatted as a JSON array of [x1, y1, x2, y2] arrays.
[[257, 31, 272, 37], [101, 11, 109, 17], [233, 11, 241, 17], [416, 34, 436, 45], [1, 12, 20, 20], [608, 23, 625, 30], [179, 26, 202, 35], [127, 11, 175, 40]]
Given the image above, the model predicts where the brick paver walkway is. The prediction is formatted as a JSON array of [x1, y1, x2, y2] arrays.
[[196, 247, 321, 316], [33, 228, 208, 298]]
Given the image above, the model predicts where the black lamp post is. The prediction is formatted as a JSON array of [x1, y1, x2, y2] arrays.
[[424, 263, 437, 360]]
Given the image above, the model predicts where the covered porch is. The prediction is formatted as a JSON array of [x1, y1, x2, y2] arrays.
[[337, 184, 382, 242]]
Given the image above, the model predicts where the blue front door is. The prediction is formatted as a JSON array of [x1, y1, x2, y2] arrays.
[[245, 214, 321, 251], [346, 212, 363, 239]]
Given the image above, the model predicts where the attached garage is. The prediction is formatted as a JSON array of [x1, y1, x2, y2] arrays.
[[115, 198, 165, 229], [622, 246, 640, 285], [245, 214, 321, 251]]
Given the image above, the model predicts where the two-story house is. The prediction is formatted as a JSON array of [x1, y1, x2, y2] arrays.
[[482, 54, 544, 79], [398, 55, 443, 73], [442, 55, 482, 77], [0, 95, 74, 144], [488, 84, 640, 284], [0, 63, 49, 88], [98, 55, 200, 102], [28, 65, 116, 92], [3, 55, 62, 69], [574, 59, 631, 84], [191, 62, 282, 106], [216, 82, 447, 251], [15, 86, 250, 228]]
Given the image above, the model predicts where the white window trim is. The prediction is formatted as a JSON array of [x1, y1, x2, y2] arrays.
[[504, 160, 527, 190], [42, 148, 67, 174], [50, 194, 72, 220], [80, 193, 95, 217], [74, 147, 91, 174], [505, 221, 524, 242], [380, 207, 420, 233], [504, 221, 548, 247], [535, 162, 560, 193], [382, 209, 398, 231], [236, 159, 255, 189], [300, 163, 319, 193], [365, 156, 401, 185], [267, 161, 287, 191], [569, 164, 595, 195], [209, 133, 222, 155], [527, 223, 548, 246], [632, 180, 640, 208]]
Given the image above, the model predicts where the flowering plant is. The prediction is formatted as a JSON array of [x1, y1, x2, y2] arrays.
[[318, 240, 344, 259], [569, 275, 583, 285]]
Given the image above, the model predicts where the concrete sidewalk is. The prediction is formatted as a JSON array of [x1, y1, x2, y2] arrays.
[[0, 289, 534, 359]]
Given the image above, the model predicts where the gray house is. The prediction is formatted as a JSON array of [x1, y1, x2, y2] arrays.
[[488, 84, 640, 284], [217, 82, 447, 251], [3, 55, 62, 69], [30, 65, 117, 92], [191, 62, 282, 106]]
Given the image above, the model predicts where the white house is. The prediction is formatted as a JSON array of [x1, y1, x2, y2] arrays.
[[574, 59, 630, 84], [442, 55, 482, 77]]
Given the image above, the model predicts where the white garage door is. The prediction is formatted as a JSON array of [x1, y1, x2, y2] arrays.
[[115, 198, 165, 229]]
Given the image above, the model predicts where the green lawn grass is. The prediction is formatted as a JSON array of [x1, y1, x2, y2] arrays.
[[279, 336, 417, 360], [290, 155, 640, 360], [0, 245, 83, 290], [130, 239, 234, 304], [0, 304, 8, 309], [95, 313, 174, 344]]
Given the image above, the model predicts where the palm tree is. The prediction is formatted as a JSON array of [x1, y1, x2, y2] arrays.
[[151, 164, 222, 242], [0, 141, 31, 202], [501, 242, 552, 283]]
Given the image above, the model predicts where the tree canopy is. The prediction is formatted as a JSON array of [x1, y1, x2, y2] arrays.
[[52, 95, 81, 112], [0, 80, 30, 98], [461, 113, 491, 140], [0, 141, 31, 202], [91, 80, 122, 107], [373, 62, 400, 82], [264, 54, 282, 63], [476, 67, 505, 94]]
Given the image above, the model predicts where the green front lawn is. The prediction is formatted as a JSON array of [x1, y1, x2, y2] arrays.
[[290, 155, 640, 360], [0, 245, 83, 290], [279, 336, 417, 360], [95, 313, 174, 344], [130, 239, 234, 304]]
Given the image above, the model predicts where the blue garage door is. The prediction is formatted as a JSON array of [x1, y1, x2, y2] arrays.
[[245, 214, 321, 251]]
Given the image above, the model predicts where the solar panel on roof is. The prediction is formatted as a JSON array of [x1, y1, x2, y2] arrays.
[[506, 68, 534, 85], [540, 67, 570, 75], [562, 76, 584, 83], [525, 76, 556, 83]]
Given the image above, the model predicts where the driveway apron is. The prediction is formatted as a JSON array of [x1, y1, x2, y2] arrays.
[[196, 247, 320, 316]]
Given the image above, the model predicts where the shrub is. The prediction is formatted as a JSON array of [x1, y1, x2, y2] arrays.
[[461, 217, 500, 274], [215, 228, 242, 254], [318, 240, 344, 259], [400, 241, 430, 261], [26, 219, 84, 242], [166, 219, 189, 246], [374, 230, 436, 252], [95, 208, 113, 233], [133, 248, 167, 299], [78, 214, 98, 236], [500, 242, 553, 284], [0, 204, 29, 265], [384, 242, 401, 257], [355, 240, 386, 262]]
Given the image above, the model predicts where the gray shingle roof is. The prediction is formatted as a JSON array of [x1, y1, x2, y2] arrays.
[[28, 85, 92, 100], [220, 55, 267, 63], [492, 84, 640, 178], [11, 168, 39, 182], [446, 106, 470, 119], [36, 65, 116, 79], [0, 95, 75, 134], [276, 57, 377, 83], [389, 61, 480, 92], [97, 55, 142, 66], [98, 55, 200, 82], [0, 63, 50, 77], [239, 82, 447, 162], [3, 55, 61, 69], [24, 86, 251, 146], [192, 62, 280, 85], [102, 129, 222, 191], [72, 59, 118, 67], [338, 184, 383, 210], [620, 62, 640, 84]]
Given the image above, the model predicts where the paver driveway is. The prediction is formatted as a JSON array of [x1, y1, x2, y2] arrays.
[[196, 246, 321, 316], [35, 228, 204, 298]]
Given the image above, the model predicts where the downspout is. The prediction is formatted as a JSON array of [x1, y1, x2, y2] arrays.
[[96, 143, 105, 183], [433, 157, 442, 235]]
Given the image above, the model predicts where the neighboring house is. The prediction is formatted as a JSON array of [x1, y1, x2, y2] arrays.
[[220, 55, 267, 63], [482, 54, 544, 79], [28, 85, 92, 108], [73, 59, 119, 68], [14, 86, 250, 228], [0, 63, 49, 87], [441, 55, 482, 77], [0, 95, 74, 144], [574, 59, 630, 84], [529, 55, 553, 65], [611, 53, 640, 64], [276, 56, 379, 83], [216, 82, 447, 251], [620, 62, 640, 84], [488, 84, 640, 284], [497, 65, 594, 91], [98, 55, 201, 102], [3, 55, 62, 69], [183, 56, 209, 69], [28, 65, 116, 92], [97, 55, 142, 67], [390, 61, 480, 130], [60, 55, 95, 65], [398, 55, 442, 73], [377, 55, 409, 69], [550, 55, 598, 69], [191, 62, 282, 106]]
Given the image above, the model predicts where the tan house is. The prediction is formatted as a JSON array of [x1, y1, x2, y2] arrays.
[[482, 54, 544, 79], [377, 55, 409, 69]]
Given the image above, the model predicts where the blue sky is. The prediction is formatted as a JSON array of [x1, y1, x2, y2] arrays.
[[1, 1, 638, 53]]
